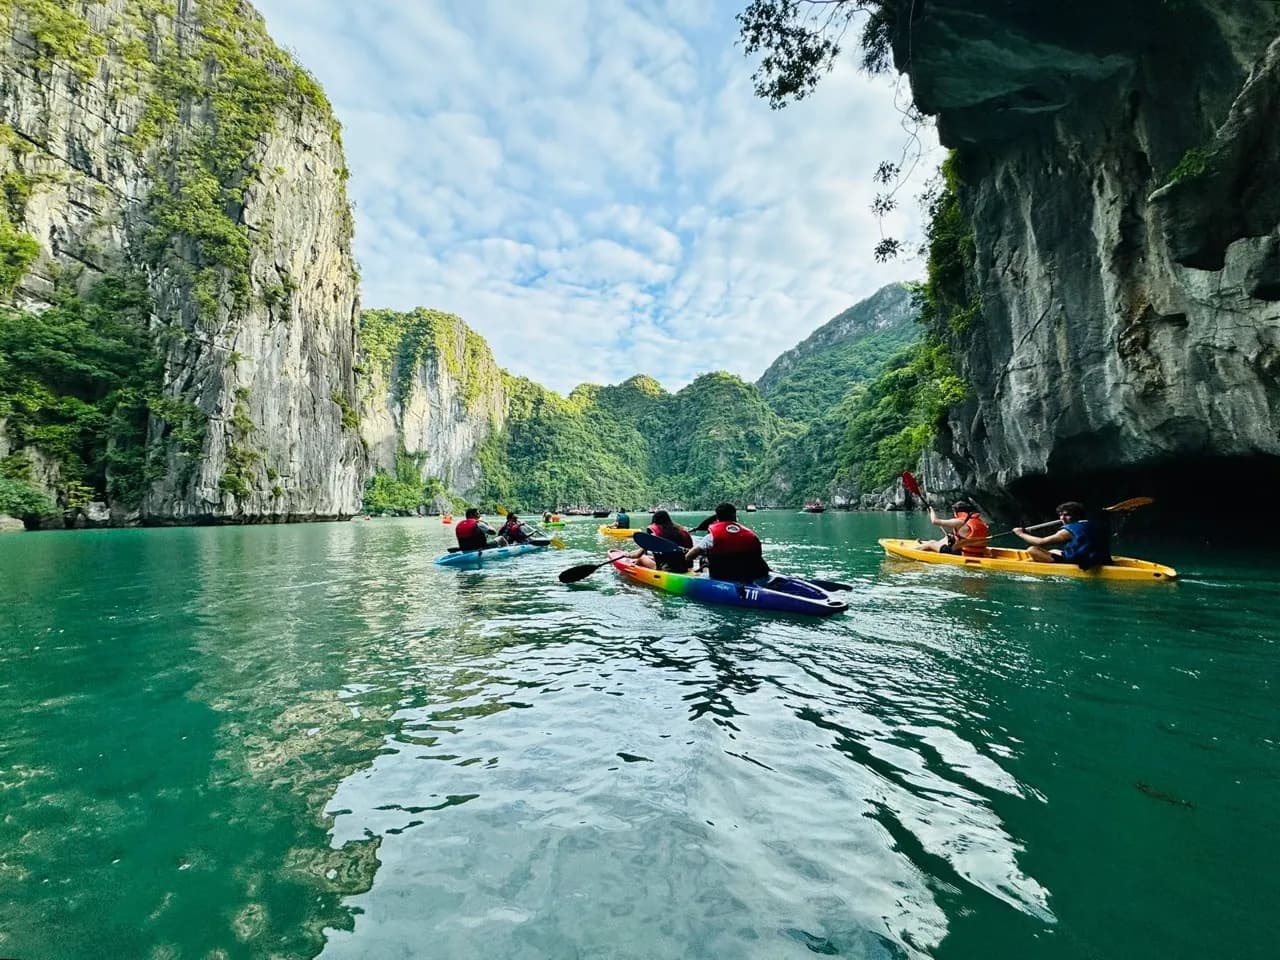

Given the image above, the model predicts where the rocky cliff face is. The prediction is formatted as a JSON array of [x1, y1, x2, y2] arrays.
[[358, 308, 505, 501], [0, 0, 363, 524], [893, 0, 1280, 510]]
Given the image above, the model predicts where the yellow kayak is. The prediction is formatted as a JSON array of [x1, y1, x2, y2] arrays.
[[879, 538, 1178, 582], [598, 524, 639, 539]]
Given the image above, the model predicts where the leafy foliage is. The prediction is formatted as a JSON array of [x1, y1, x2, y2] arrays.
[[360, 308, 500, 410], [737, 0, 895, 108], [0, 273, 178, 506], [472, 372, 778, 511], [363, 447, 450, 515], [0, 474, 54, 518]]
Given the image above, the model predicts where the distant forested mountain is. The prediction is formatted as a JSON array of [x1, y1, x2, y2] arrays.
[[753, 284, 919, 504], [357, 283, 943, 513]]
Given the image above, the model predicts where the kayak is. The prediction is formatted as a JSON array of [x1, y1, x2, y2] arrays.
[[598, 525, 638, 539], [543, 521, 566, 527], [434, 542, 547, 567], [878, 538, 1178, 582], [607, 550, 848, 616]]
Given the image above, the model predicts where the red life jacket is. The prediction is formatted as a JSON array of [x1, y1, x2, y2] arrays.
[[648, 522, 693, 548], [707, 520, 769, 582], [455, 518, 487, 550]]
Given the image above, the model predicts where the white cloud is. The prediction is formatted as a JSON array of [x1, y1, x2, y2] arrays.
[[255, 0, 940, 394]]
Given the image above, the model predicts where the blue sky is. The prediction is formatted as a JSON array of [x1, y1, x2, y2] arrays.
[[254, 0, 939, 394]]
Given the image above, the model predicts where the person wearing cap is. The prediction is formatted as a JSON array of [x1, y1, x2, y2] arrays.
[[917, 500, 990, 556], [684, 502, 770, 583], [628, 509, 694, 572], [455, 507, 503, 551]]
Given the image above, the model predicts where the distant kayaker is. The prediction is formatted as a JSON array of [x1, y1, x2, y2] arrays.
[[499, 511, 531, 544], [614, 508, 631, 530], [629, 509, 694, 572], [917, 500, 989, 556], [456, 507, 503, 550], [1014, 502, 1112, 568], [685, 502, 770, 583], [543, 511, 553, 524]]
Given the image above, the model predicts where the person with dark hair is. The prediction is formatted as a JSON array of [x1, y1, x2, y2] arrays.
[[498, 511, 532, 544], [629, 509, 694, 572], [1014, 501, 1113, 569], [614, 508, 631, 530], [455, 507, 503, 551], [917, 500, 990, 556], [685, 502, 770, 583]]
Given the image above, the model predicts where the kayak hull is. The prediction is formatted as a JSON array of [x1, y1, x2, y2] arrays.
[[607, 551, 848, 616], [878, 539, 1178, 581], [434, 543, 547, 567], [598, 525, 637, 539], [543, 521, 566, 527]]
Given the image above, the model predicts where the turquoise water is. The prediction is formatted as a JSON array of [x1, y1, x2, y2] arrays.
[[0, 512, 1275, 959]]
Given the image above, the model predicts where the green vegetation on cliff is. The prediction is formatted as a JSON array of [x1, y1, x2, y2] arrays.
[[0, 273, 176, 513], [471, 371, 778, 511], [360, 308, 499, 410]]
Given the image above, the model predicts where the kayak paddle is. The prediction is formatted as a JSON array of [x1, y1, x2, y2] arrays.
[[558, 546, 639, 584], [957, 496, 1155, 547], [901, 470, 926, 506], [632, 531, 853, 592]]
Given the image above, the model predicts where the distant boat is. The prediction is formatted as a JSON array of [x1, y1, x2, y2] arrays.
[[592, 510, 610, 518], [803, 501, 826, 513], [745, 504, 757, 512]]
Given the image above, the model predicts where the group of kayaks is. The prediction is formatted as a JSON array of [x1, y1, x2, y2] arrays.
[[432, 521, 1178, 618]]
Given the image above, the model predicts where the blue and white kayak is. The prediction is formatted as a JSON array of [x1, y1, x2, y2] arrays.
[[434, 542, 547, 567]]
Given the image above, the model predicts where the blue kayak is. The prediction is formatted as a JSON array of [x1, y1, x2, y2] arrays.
[[434, 542, 547, 567]]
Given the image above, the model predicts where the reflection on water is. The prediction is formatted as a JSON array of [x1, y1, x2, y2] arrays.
[[0, 514, 1276, 960]]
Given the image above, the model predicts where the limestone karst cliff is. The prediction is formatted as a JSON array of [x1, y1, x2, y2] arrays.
[[890, 0, 1280, 512], [0, 0, 364, 526], [357, 308, 505, 507]]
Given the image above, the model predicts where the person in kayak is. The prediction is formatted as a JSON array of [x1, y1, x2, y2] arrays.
[[456, 508, 503, 550], [685, 502, 770, 583], [543, 510, 553, 524], [499, 511, 531, 544], [614, 508, 630, 530], [1014, 501, 1113, 568], [628, 509, 694, 572], [917, 500, 990, 555]]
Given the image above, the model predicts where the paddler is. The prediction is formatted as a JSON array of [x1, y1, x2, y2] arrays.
[[917, 500, 989, 556], [455, 507, 504, 550], [498, 511, 532, 544], [628, 509, 694, 572], [684, 502, 770, 583], [1014, 501, 1112, 568]]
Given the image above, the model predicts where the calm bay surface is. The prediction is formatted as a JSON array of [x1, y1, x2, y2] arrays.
[[0, 511, 1276, 959]]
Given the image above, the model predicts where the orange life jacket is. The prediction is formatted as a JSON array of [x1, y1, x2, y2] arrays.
[[957, 511, 990, 556]]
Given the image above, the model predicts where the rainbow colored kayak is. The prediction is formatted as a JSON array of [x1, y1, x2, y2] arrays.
[[434, 543, 547, 567], [878, 538, 1178, 581], [598, 525, 638, 539], [607, 550, 848, 616]]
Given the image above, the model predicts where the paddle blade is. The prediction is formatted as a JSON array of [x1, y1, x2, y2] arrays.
[[692, 514, 715, 532], [806, 577, 853, 592], [632, 531, 684, 555], [1104, 496, 1154, 513], [900, 471, 923, 498], [550, 536, 565, 549], [559, 561, 605, 583]]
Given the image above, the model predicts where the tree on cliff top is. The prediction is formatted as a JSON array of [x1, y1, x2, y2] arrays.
[[737, 0, 894, 108]]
